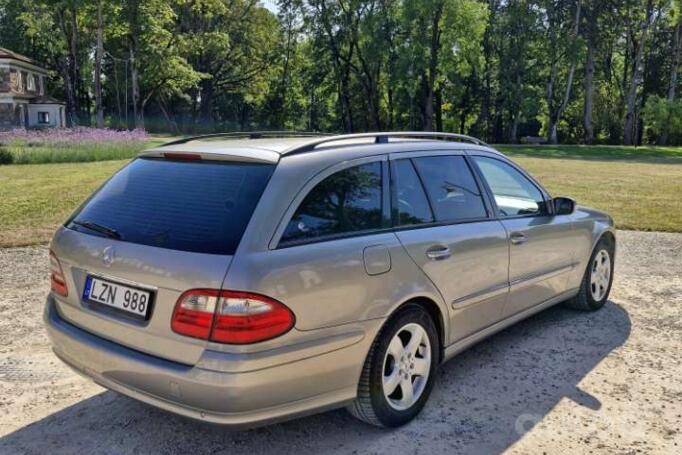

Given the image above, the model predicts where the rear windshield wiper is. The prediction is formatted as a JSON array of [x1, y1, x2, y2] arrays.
[[70, 220, 122, 240]]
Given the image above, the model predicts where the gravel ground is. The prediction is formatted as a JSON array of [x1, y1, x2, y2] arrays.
[[0, 230, 680, 454]]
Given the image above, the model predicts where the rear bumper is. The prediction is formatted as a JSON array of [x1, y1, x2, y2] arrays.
[[44, 295, 380, 428]]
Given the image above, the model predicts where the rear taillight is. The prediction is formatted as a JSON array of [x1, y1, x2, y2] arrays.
[[171, 289, 218, 339], [171, 289, 295, 344], [211, 291, 296, 344], [49, 250, 68, 297]]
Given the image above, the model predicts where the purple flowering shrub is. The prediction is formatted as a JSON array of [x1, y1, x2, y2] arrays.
[[0, 127, 148, 147], [0, 128, 151, 164]]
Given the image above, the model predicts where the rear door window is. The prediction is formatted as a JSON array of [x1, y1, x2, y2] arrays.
[[281, 162, 383, 244], [391, 159, 434, 226], [411, 156, 488, 222], [68, 158, 274, 255]]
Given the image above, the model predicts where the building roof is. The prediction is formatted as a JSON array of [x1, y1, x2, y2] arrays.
[[0, 47, 37, 65], [29, 95, 65, 105], [0, 47, 49, 74]]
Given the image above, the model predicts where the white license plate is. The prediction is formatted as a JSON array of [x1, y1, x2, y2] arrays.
[[84, 276, 152, 318]]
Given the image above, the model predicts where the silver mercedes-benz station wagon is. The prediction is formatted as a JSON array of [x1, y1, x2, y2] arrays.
[[45, 132, 615, 428]]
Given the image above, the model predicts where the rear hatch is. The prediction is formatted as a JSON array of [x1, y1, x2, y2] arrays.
[[49, 156, 274, 365]]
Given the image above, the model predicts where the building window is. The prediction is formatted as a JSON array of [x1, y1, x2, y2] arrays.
[[27, 74, 35, 91], [38, 112, 50, 124]]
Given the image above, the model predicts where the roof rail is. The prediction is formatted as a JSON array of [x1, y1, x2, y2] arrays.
[[283, 131, 489, 155], [160, 131, 329, 147]]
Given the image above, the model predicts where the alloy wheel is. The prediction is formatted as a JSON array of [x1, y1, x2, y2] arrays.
[[382, 323, 432, 411], [590, 249, 611, 301]]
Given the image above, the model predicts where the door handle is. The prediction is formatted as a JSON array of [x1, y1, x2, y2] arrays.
[[426, 245, 451, 260], [510, 232, 528, 245]]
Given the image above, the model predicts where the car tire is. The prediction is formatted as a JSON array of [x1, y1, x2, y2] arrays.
[[564, 235, 615, 311], [348, 304, 439, 427]]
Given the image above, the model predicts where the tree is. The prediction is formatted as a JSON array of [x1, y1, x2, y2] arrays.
[[2, 0, 682, 145], [19, 0, 91, 126], [542, 0, 581, 144], [659, 1, 681, 144], [94, 0, 104, 127], [176, 0, 278, 129], [118, 0, 203, 129], [397, 0, 487, 131], [623, 0, 662, 145]]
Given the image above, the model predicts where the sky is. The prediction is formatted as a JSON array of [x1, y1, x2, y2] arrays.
[[261, 0, 279, 14]]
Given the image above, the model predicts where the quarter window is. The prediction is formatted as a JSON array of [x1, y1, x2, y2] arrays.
[[472, 156, 547, 217], [392, 159, 434, 226], [411, 156, 487, 222], [281, 162, 383, 244]]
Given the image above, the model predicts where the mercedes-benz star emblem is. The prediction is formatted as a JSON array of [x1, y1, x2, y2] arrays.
[[102, 246, 115, 267]]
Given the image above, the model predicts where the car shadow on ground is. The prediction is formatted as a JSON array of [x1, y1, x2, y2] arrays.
[[0, 301, 631, 455]]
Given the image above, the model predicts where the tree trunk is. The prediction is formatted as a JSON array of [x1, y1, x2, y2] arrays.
[[547, 1, 581, 145], [59, 59, 78, 127], [476, 10, 493, 141], [55, 9, 79, 126], [198, 78, 215, 127], [339, 66, 354, 132], [157, 96, 179, 134], [129, 37, 143, 129], [548, 57, 577, 144], [546, 61, 557, 143], [510, 113, 519, 144], [583, 35, 596, 144], [435, 88, 443, 132], [659, 19, 681, 145], [623, 42, 645, 145], [112, 58, 123, 128], [94, 0, 104, 128], [510, 72, 522, 143], [668, 19, 681, 102], [126, 0, 143, 130], [423, 1, 443, 132], [423, 83, 434, 131], [624, 1, 656, 146], [68, 8, 85, 124], [387, 86, 394, 129]]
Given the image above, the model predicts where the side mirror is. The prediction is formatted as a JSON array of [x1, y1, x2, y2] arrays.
[[553, 197, 576, 215]]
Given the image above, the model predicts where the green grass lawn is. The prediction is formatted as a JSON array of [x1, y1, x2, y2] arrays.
[[1, 144, 681, 247], [496, 144, 682, 162]]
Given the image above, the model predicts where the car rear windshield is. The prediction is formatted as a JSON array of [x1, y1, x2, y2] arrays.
[[67, 158, 274, 255]]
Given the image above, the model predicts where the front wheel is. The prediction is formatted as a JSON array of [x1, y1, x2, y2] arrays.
[[564, 236, 615, 311], [348, 304, 439, 427]]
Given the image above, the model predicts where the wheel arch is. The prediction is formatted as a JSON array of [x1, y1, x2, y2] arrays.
[[379, 296, 447, 364], [592, 226, 616, 256]]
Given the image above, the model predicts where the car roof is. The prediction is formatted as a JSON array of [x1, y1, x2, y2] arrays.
[[140, 132, 501, 164]]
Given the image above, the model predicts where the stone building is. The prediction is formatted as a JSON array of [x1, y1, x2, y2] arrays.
[[0, 47, 65, 130]]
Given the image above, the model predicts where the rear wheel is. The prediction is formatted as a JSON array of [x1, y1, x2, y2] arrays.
[[564, 236, 615, 311], [348, 304, 439, 427]]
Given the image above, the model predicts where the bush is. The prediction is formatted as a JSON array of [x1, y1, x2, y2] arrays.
[[0, 147, 13, 164], [643, 96, 682, 144]]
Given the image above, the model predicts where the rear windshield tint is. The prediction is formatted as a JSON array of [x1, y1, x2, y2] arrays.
[[68, 158, 274, 255]]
